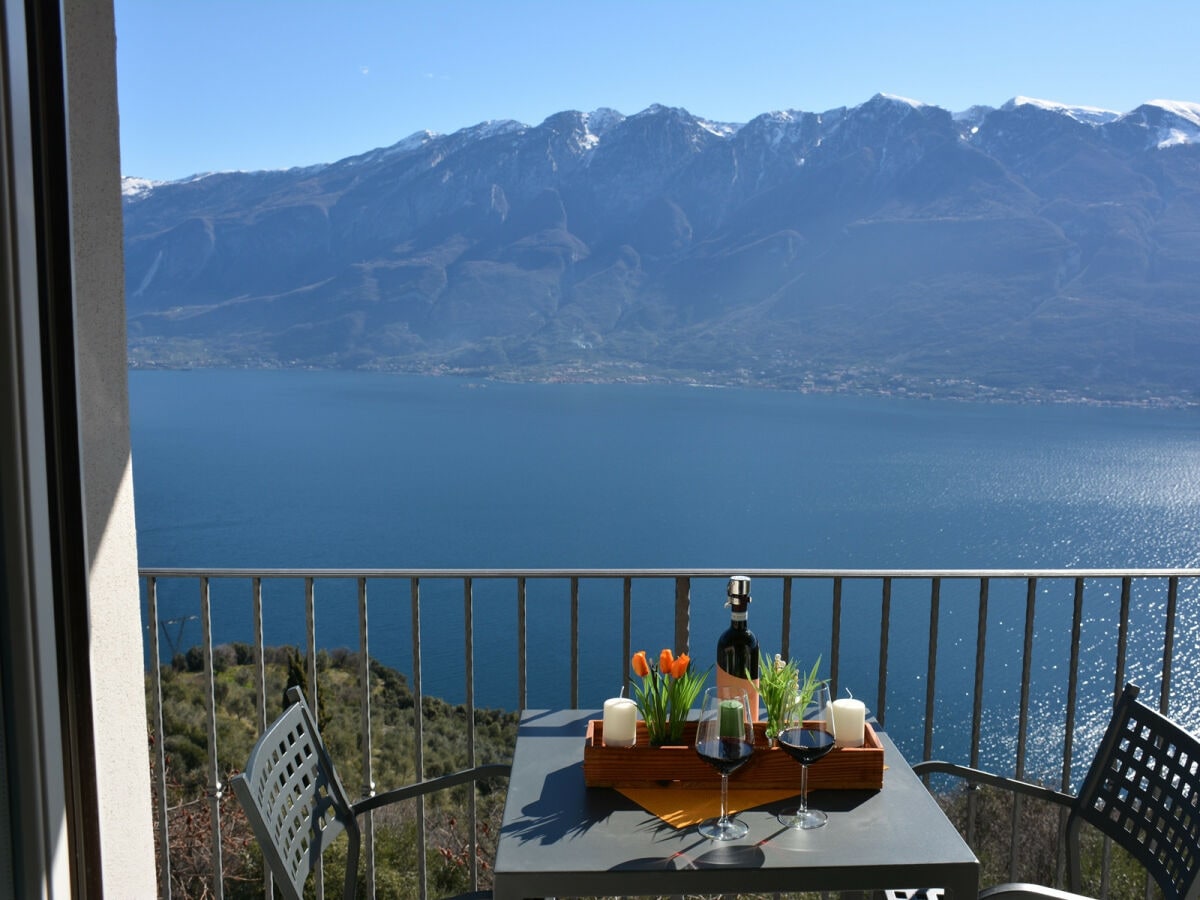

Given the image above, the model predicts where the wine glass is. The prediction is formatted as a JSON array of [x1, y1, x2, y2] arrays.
[[694, 686, 755, 840], [777, 683, 835, 829]]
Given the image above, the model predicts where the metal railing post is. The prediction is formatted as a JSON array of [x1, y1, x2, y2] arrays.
[[1011, 576, 1038, 882], [829, 577, 841, 695], [146, 576, 172, 900], [966, 576, 989, 847], [250, 576, 271, 899], [674, 576, 690, 655], [570, 576, 580, 708], [358, 577, 376, 897], [304, 576, 322, 900], [410, 577, 428, 899], [923, 578, 941, 765], [1115, 576, 1132, 701], [464, 577, 479, 893], [782, 576, 794, 663], [199, 576, 224, 900], [622, 577, 632, 698], [1163, 576, 1178, 713], [877, 577, 891, 728], [517, 576, 527, 708]]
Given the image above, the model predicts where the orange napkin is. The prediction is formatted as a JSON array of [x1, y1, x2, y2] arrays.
[[616, 786, 802, 829]]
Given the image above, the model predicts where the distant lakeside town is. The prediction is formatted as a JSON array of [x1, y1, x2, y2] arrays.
[[127, 355, 1199, 410]]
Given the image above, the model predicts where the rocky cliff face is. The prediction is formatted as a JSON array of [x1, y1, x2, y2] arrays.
[[123, 94, 1200, 402]]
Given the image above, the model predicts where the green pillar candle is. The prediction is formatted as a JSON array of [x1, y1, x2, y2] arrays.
[[719, 698, 745, 738]]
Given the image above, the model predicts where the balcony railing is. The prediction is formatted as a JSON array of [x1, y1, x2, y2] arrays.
[[141, 567, 1200, 899]]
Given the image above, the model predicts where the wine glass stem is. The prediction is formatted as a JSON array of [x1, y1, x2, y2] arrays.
[[719, 773, 730, 824], [799, 763, 809, 815]]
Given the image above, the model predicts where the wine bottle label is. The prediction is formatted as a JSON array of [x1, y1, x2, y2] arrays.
[[716, 667, 760, 721]]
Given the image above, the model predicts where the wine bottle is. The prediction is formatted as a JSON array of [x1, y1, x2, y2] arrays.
[[716, 575, 760, 720]]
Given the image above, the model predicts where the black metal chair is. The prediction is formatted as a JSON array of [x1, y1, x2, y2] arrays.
[[230, 685, 510, 900], [912, 683, 1200, 899]]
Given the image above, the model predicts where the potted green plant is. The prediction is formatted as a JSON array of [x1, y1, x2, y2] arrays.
[[757, 653, 826, 743]]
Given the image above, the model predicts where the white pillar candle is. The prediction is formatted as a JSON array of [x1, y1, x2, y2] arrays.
[[832, 698, 866, 748], [603, 697, 638, 747]]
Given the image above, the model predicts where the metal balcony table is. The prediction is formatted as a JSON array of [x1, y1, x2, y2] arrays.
[[493, 709, 979, 899]]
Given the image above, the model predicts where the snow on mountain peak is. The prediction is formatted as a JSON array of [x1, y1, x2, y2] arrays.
[[1157, 129, 1197, 149], [583, 107, 625, 137], [1141, 100, 1200, 148], [697, 118, 740, 138], [1005, 96, 1120, 126], [395, 130, 438, 151], [122, 171, 228, 198], [1145, 99, 1200, 128], [626, 104, 739, 140], [121, 176, 163, 198], [631, 103, 701, 122], [1114, 100, 1200, 149], [875, 92, 927, 109], [455, 119, 525, 141]]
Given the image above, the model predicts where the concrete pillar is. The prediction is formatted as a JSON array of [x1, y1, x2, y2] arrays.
[[63, 0, 158, 893]]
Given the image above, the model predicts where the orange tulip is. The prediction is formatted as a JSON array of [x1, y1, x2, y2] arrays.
[[659, 648, 674, 672], [670, 653, 690, 679], [631, 650, 650, 678]]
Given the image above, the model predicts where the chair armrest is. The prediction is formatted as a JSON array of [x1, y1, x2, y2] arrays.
[[352, 763, 512, 815], [913, 760, 1075, 809]]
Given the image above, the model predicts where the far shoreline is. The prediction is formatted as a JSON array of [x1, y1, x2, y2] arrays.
[[126, 359, 1200, 411]]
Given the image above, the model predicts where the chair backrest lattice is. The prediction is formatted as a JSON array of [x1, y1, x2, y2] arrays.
[[1069, 683, 1200, 900], [231, 687, 360, 900]]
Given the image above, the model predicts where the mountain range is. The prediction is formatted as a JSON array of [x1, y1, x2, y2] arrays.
[[122, 94, 1200, 403]]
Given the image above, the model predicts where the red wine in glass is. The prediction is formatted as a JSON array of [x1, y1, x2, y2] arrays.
[[778, 684, 835, 829], [696, 736, 755, 775], [695, 687, 754, 840], [778, 726, 835, 765]]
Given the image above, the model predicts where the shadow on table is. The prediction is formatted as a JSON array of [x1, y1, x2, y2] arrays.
[[501, 760, 645, 845], [502, 758, 711, 847], [687, 843, 768, 869], [607, 839, 767, 872], [759, 788, 875, 816], [753, 788, 877, 853]]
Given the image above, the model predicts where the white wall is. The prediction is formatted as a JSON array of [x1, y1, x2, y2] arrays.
[[64, 0, 158, 892]]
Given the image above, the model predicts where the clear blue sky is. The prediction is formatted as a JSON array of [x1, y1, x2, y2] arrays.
[[115, 0, 1200, 181]]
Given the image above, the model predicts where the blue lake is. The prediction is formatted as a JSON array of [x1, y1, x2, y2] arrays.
[[129, 369, 1200, 773]]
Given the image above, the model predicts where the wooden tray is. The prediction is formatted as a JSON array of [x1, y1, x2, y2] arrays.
[[583, 720, 883, 790]]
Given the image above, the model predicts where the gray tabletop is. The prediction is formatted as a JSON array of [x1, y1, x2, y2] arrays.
[[493, 709, 979, 899]]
